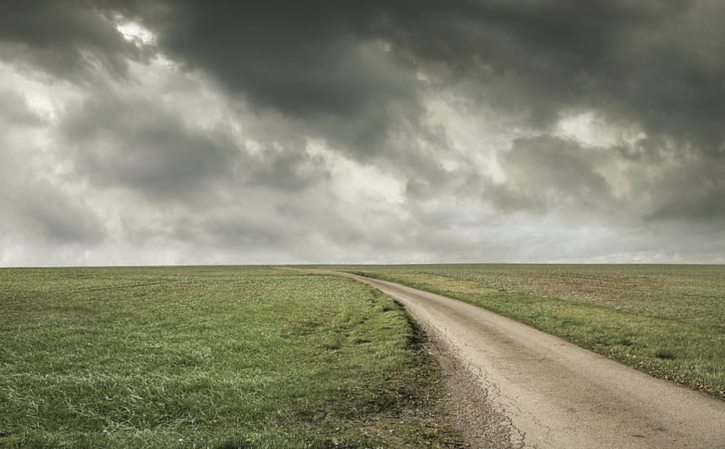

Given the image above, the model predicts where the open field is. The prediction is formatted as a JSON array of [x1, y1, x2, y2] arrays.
[[0, 267, 461, 449], [332, 264, 725, 399]]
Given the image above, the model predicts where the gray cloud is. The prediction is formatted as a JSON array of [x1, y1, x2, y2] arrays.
[[0, 89, 45, 126], [133, 1, 403, 117], [386, 0, 723, 146], [0, 91, 105, 248], [0, 182, 105, 246], [645, 159, 725, 222], [60, 92, 239, 199], [487, 136, 616, 215], [129, 0, 725, 200], [1, 0, 724, 265], [0, 1, 145, 83], [59, 90, 329, 201]]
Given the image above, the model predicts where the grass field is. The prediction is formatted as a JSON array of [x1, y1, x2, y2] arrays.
[[0, 267, 461, 449], [335, 264, 725, 399]]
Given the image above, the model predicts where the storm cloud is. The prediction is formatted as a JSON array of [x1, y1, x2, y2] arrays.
[[1, 0, 724, 265]]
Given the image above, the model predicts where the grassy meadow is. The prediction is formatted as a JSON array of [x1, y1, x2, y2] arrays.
[[0, 267, 461, 449], [335, 264, 725, 399]]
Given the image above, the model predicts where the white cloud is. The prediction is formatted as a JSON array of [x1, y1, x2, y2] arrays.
[[115, 19, 156, 46]]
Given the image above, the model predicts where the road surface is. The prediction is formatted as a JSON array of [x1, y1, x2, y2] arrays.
[[337, 272, 725, 449]]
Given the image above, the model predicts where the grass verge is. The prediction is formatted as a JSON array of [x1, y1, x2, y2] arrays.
[[0, 266, 463, 448]]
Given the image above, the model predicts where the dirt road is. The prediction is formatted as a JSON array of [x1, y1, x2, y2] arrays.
[[339, 272, 725, 449]]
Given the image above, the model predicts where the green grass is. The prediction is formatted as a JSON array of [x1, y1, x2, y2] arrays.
[[0, 266, 462, 449], [330, 264, 725, 399]]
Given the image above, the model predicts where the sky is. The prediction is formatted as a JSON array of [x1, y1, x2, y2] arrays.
[[1, 0, 724, 266]]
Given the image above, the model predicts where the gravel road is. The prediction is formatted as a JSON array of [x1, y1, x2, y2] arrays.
[[340, 272, 725, 449]]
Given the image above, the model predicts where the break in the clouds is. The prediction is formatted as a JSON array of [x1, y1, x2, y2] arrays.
[[1, 0, 724, 266]]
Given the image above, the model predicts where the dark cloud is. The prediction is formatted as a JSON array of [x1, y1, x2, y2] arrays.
[[1, 0, 725, 264], [119, 0, 466, 188], [388, 0, 725, 152], [0, 1, 145, 82], [133, 1, 399, 117], [5, 0, 725, 154], [126, 0, 715, 143], [126, 0, 725, 195]]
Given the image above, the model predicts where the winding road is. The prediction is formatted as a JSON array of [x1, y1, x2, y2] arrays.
[[337, 272, 725, 449]]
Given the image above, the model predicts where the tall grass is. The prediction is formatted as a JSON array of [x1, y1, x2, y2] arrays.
[[0, 267, 459, 448]]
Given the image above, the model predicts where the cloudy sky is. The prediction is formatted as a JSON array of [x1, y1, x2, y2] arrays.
[[2, 0, 724, 266]]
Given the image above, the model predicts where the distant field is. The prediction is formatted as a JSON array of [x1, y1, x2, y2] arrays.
[[0, 267, 460, 449], [334, 264, 725, 399]]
